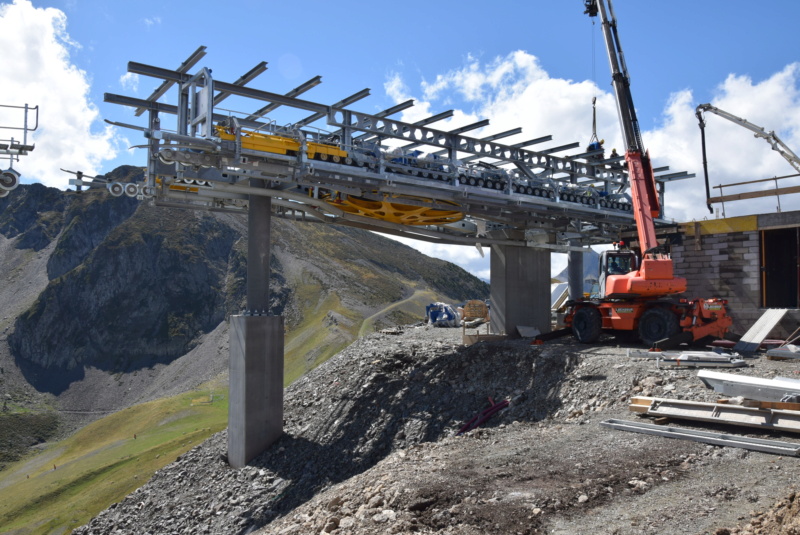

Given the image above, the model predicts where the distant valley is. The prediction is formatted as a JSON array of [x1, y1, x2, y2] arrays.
[[0, 165, 488, 467]]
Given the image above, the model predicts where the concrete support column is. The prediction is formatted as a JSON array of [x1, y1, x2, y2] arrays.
[[247, 183, 271, 312], [228, 182, 284, 468], [490, 244, 551, 336], [228, 315, 284, 468], [567, 242, 584, 300]]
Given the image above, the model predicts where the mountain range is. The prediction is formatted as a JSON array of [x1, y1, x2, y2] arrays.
[[0, 166, 488, 467]]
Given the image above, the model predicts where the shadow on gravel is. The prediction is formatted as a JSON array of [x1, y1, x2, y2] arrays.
[[246, 336, 584, 524]]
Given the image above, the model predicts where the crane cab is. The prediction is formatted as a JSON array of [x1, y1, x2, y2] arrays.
[[594, 247, 638, 299]]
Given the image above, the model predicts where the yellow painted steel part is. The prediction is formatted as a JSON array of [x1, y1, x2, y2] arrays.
[[331, 194, 464, 226], [156, 176, 199, 193], [215, 126, 347, 160]]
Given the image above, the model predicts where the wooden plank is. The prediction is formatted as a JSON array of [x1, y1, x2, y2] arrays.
[[709, 184, 800, 204], [741, 400, 800, 411], [631, 396, 800, 434]]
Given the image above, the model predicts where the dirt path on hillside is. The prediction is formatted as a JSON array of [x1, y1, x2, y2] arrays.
[[357, 287, 435, 337]]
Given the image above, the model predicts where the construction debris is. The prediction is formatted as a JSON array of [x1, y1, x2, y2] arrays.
[[601, 418, 800, 456], [626, 348, 747, 368], [697, 370, 800, 402], [732, 308, 789, 354], [629, 396, 800, 434], [766, 344, 800, 360], [516, 326, 541, 338], [457, 397, 509, 435]]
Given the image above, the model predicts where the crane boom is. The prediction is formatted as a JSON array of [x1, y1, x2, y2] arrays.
[[586, 0, 661, 255], [696, 103, 800, 175]]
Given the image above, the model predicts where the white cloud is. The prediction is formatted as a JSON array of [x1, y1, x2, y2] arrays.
[[380, 52, 800, 279], [143, 16, 161, 28], [647, 64, 800, 221], [0, 0, 121, 188], [119, 72, 139, 92]]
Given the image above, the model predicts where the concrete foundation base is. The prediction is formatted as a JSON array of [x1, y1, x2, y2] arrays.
[[228, 314, 284, 468], [490, 245, 551, 336]]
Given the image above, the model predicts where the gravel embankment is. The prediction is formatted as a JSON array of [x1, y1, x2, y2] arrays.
[[75, 326, 800, 535]]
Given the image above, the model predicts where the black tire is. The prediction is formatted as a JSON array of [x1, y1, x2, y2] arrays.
[[572, 306, 602, 343], [638, 307, 680, 346], [459, 175, 468, 184]]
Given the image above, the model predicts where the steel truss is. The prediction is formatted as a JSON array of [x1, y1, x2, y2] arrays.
[[74, 47, 692, 251]]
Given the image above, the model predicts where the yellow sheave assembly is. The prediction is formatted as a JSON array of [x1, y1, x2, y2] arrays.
[[331, 194, 463, 226]]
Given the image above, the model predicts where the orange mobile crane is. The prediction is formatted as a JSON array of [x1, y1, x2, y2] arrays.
[[565, 0, 732, 347]]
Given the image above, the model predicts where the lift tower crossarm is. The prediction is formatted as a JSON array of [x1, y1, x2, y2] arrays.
[[588, 0, 661, 255], [695, 103, 800, 175]]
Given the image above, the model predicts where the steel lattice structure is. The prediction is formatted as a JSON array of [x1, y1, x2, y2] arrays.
[[70, 46, 693, 253]]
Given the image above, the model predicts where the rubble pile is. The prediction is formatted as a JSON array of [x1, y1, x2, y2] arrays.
[[75, 327, 800, 534]]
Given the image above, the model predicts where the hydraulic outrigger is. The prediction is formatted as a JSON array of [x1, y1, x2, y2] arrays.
[[565, 0, 732, 347]]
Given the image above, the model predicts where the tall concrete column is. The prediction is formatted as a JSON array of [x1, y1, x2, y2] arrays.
[[567, 242, 584, 300], [490, 244, 551, 336], [228, 184, 284, 468], [247, 184, 271, 313]]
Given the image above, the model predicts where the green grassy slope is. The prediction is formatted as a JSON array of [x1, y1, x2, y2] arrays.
[[0, 380, 228, 535]]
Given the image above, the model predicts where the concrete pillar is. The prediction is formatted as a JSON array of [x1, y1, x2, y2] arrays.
[[228, 315, 284, 468], [228, 183, 284, 468], [490, 244, 551, 336], [567, 242, 584, 300], [247, 183, 271, 312]]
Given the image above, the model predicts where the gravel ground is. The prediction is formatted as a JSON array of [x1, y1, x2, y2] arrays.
[[74, 325, 800, 535]]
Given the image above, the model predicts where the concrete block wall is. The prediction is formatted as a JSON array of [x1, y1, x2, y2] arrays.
[[672, 226, 800, 338]]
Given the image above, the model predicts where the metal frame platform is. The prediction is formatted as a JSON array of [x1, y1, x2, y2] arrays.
[[71, 46, 693, 253]]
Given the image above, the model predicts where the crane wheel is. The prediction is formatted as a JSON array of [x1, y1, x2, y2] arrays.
[[572, 306, 602, 343], [638, 307, 680, 346]]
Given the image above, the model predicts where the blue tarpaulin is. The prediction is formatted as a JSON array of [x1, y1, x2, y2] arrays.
[[426, 302, 461, 327]]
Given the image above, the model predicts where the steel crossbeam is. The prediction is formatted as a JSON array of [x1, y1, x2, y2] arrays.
[[245, 76, 322, 121], [134, 45, 206, 117]]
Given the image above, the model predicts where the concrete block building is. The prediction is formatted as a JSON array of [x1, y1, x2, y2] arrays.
[[671, 211, 800, 338]]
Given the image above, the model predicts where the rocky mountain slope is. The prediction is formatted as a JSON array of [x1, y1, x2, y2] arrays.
[[72, 327, 800, 535], [0, 169, 487, 463]]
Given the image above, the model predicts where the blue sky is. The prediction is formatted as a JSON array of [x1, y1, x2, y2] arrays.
[[1, 0, 799, 279]]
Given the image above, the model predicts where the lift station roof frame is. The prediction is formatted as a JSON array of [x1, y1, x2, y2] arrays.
[[88, 47, 693, 253]]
